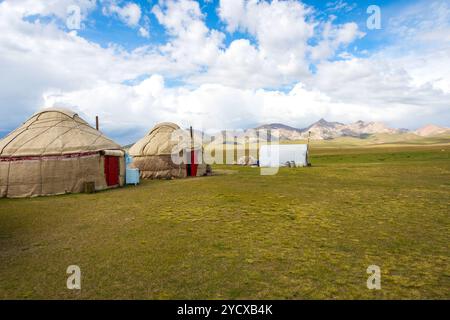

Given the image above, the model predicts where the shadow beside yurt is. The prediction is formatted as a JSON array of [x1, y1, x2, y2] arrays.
[[129, 122, 208, 179], [0, 108, 125, 198]]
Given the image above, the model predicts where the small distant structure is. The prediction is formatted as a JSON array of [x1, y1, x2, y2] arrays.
[[125, 154, 140, 185], [237, 155, 258, 166], [259, 144, 309, 167]]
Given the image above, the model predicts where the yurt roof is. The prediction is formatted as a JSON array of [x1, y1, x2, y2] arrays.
[[129, 122, 201, 156], [0, 108, 122, 157], [150, 122, 181, 133]]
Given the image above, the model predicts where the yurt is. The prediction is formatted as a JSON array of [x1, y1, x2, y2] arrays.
[[0, 108, 125, 198], [129, 122, 207, 179]]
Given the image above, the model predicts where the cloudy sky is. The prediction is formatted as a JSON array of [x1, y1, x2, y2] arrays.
[[0, 0, 449, 144]]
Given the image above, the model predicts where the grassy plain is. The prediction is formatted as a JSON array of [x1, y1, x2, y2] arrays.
[[0, 144, 449, 299]]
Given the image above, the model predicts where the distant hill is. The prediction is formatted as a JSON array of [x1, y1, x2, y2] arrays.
[[414, 124, 450, 137], [122, 144, 134, 150], [123, 120, 450, 147], [255, 119, 449, 141], [255, 123, 304, 140]]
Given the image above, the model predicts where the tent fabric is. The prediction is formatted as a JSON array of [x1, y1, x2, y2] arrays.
[[102, 150, 125, 157], [132, 155, 186, 179], [0, 108, 125, 198], [129, 122, 202, 156], [129, 122, 181, 156], [259, 144, 309, 167], [0, 108, 121, 156], [129, 122, 207, 179]]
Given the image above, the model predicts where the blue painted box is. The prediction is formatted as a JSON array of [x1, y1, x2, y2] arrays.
[[125, 154, 140, 185]]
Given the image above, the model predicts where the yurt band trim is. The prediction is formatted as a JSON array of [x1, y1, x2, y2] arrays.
[[0, 151, 101, 162]]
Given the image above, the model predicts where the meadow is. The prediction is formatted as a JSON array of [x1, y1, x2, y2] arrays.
[[0, 144, 449, 299]]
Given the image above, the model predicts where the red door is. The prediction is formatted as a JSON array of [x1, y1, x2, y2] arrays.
[[104, 156, 119, 186], [186, 150, 198, 177], [191, 150, 198, 177]]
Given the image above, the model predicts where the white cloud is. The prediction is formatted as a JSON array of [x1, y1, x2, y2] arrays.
[[325, 0, 356, 13], [308, 56, 450, 109], [189, 39, 276, 88], [107, 2, 141, 27], [0, 0, 449, 143], [382, 0, 450, 94], [152, 0, 225, 68], [0, 0, 181, 131], [211, 0, 365, 87], [217, 0, 246, 33], [43, 72, 450, 144], [310, 20, 365, 61], [217, 0, 315, 82], [139, 26, 149, 38], [388, 0, 450, 43], [3, 0, 97, 21]]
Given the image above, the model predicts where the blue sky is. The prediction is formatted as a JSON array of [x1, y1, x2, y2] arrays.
[[0, 0, 449, 144], [75, 0, 389, 64], [74, 1, 395, 51]]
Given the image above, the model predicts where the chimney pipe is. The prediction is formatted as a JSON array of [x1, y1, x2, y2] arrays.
[[190, 126, 194, 150], [95, 116, 99, 131]]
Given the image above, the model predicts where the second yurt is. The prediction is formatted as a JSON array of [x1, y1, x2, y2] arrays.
[[0, 108, 125, 198], [129, 122, 207, 179]]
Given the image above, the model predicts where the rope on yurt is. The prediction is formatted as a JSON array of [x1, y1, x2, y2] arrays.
[[8, 119, 67, 157], [0, 114, 41, 155]]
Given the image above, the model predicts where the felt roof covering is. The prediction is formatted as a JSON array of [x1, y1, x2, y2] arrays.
[[0, 108, 122, 157], [129, 122, 202, 156]]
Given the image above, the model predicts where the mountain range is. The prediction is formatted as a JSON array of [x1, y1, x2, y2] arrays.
[[124, 119, 450, 148], [255, 119, 450, 140]]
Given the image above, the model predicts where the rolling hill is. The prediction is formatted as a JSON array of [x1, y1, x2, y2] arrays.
[[253, 119, 449, 145]]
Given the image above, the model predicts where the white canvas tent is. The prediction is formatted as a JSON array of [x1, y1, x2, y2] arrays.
[[0, 108, 125, 198], [259, 144, 309, 167]]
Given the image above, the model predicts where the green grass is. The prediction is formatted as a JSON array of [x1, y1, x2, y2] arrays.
[[0, 145, 449, 299]]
